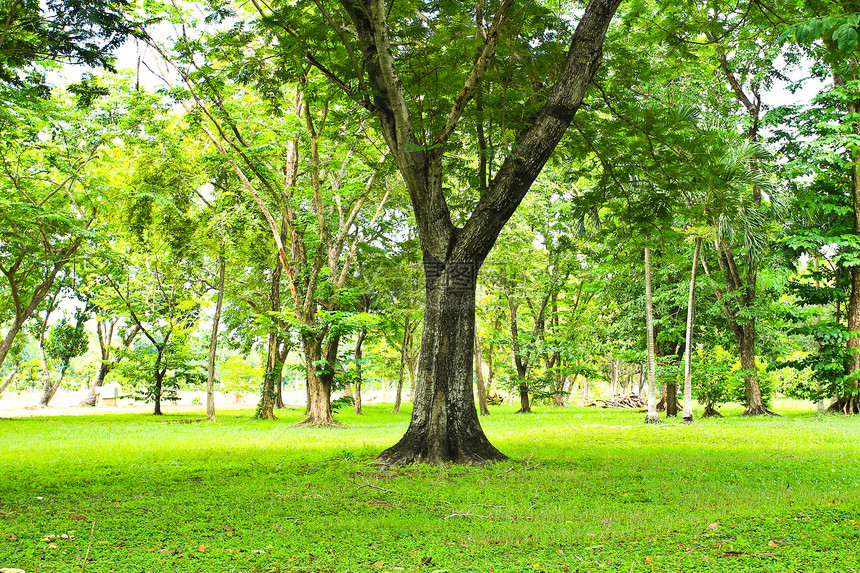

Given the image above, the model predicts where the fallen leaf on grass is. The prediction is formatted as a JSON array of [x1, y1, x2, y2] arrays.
[[721, 551, 745, 557], [644, 556, 653, 564], [421, 556, 433, 565], [707, 522, 721, 530], [69, 515, 86, 521], [159, 549, 175, 555], [8, 533, 18, 541], [372, 560, 385, 568], [768, 540, 780, 548], [251, 549, 267, 554], [197, 544, 207, 553]]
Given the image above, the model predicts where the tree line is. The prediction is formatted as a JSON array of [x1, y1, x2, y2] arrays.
[[1, 0, 859, 464]]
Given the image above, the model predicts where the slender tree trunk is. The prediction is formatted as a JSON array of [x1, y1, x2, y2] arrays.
[[153, 356, 166, 416], [682, 237, 701, 423], [257, 260, 282, 419], [392, 319, 407, 414], [0, 363, 19, 394], [274, 342, 289, 409], [474, 329, 490, 416], [36, 339, 53, 407], [644, 247, 660, 423], [355, 328, 368, 415], [844, 97, 860, 414], [206, 254, 226, 421]]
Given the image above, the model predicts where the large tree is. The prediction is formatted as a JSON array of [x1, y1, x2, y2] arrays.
[[253, 0, 622, 463]]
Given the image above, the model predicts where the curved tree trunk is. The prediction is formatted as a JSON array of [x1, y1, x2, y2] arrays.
[[644, 247, 660, 424], [38, 369, 66, 407], [0, 363, 19, 395], [79, 323, 140, 407]]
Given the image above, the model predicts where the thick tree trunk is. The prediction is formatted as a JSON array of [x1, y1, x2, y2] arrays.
[[346, 0, 621, 464], [38, 369, 66, 407], [682, 237, 701, 423], [206, 254, 226, 421], [474, 330, 490, 416], [0, 363, 19, 394], [300, 333, 339, 425], [377, 275, 506, 465], [738, 325, 773, 415], [79, 362, 109, 407], [701, 404, 723, 418], [644, 247, 660, 424], [517, 381, 531, 413], [665, 383, 678, 417]]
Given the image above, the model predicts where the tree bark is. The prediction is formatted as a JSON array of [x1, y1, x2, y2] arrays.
[[300, 332, 340, 425], [355, 328, 367, 415], [392, 319, 407, 414], [257, 259, 283, 420], [378, 275, 505, 464], [474, 329, 490, 416], [843, 96, 860, 414], [206, 254, 226, 421], [665, 383, 678, 417], [38, 368, 66, 407], [682, 237, 701, 423], [644, 247, 660, 424]]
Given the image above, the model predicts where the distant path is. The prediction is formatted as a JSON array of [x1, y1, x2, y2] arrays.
[[0, 402, 260, 419]]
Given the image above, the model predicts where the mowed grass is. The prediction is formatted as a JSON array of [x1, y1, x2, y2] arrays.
[[1, 400, 859, 573]]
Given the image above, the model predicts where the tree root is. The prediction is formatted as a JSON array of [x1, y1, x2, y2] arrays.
[[701, 405, 722, 418], [741, 405, 779, 416], [376, 437, 508, 467], [294, 417, 341, 428]]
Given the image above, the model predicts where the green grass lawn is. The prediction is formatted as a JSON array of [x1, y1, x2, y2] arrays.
[[1, 400, 858, 573]]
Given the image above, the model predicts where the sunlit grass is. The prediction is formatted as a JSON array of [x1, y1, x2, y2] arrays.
[[1, 400, 858, 572]]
